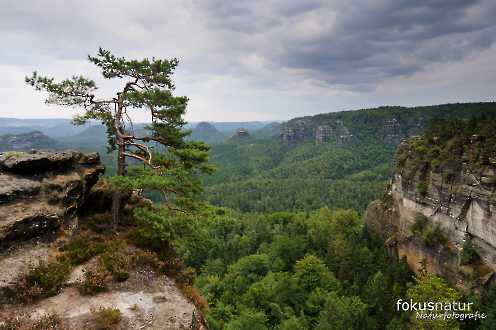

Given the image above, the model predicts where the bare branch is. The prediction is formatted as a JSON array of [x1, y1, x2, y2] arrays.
[[123, 151, 160, 169]]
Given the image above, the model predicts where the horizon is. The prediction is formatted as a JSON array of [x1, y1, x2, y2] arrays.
[[2, 101, 495, 124]]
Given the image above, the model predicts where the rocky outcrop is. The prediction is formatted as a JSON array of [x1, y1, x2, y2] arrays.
[[0, 249, 201, 329], [235, 128, 250, 139], [334, 120, 354, 145], [0, 151, 104, 249], [0, 150, 204, 329], [281, 120, 310, 145], [283, 119, 354, 146], [364, 135, 496, 291], [383, 118, 403, 144], [315, 125, 332, 144]]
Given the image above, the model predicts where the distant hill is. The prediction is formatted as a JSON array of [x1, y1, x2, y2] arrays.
[[253, 122, 282, 139], [190, 122, 226, 144], [0, 118, 90, 138], [58, 125, 108, 151], [0, 131, 57, 152]]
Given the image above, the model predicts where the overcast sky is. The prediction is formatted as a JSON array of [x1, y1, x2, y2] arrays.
[[1, 0, 495, 122]]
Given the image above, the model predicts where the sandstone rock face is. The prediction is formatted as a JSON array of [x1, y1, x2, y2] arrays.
[[283, 119, 353, 146], [364, 138, 496, 291], [315, 125, 332, 144], [383, 118, 403, 144], [280, 120, 310, 145], [0, 150, 104, 249], [235, 128, 250, 139]]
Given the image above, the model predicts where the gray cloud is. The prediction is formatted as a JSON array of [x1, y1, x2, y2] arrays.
[[0, 0, 495, 121], [197, 0, 496, 89]]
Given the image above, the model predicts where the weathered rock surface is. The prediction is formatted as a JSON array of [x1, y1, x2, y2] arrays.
[[0, 150, 204, 329], [19, 269, 198, 329], [0, 242, 53, 303], [0, 151, 104, 249], [364, 137, 496, 291], [280, 120, 310, 145], [383, 118, 403, 144], [282, 119, 353, 145], [315, 125, 332, 144]]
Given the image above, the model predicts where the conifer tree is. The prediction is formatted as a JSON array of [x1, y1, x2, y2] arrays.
[[26, 48, 213, 226]]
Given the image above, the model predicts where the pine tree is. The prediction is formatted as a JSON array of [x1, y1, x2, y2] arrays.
[[26, 48, 213, 226]]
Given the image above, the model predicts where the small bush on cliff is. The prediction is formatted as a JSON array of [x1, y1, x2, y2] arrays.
[[0, 313, 65, 330], [415, 181, 428, 196], [78, 266, 110, 295], [61, 236, 108, 266], [100, 251, 131, 282], [411, 213, 428, 234], [411, 214, 447, 248], [461, 240, 480, 265], [91, 306, 122, 330], [422, 224, 448, 248], [17, 260, 71, 301], [31, 314, 65, 330]]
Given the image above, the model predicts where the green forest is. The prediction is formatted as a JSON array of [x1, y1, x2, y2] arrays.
[[201, 102, 496, 214], [137, 204, 496, 330]]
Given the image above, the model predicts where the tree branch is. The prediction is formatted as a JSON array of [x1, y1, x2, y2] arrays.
[[123, 151, 160, 169]]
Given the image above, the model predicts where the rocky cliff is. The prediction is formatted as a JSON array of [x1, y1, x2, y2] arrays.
[[0, 151, 203, 329], [364, 120, 496, 292], [0, 150, 104, 249]]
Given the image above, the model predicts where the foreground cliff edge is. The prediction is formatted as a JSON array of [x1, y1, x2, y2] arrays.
[[365, 119, 496, 293], [0, 151, 204, 329]]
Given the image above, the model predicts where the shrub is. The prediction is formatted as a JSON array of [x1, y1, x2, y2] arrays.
[[422, 225, 447, 248], [101, 252, 130, 282], [31, 313, 65, 330], [131, 250, 162, 270], [416, 181, 428, 196], [17, 260, 71, 301], [176, 267, 196, 286], [91, 307, 122, 330], [163, 257, 186, 278], [179, 284, 208, 312], [78, 267, 109, 295], [0, 313, 65, 330], [82, 213, 113, 231], [411, 214, 447, 248], [61, 236, 108, 265], [430, 158, 440, 169], [461, 240, 479, 265], [0, 315, 24, 330], [411, 213, 429, 234], [101, 251, 131, 282]]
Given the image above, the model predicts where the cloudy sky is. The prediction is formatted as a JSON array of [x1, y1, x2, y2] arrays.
[[1, 0, 495, 122]]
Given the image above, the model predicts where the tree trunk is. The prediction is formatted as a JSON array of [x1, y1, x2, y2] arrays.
[[112, 95, 125, 229], [111, 143, 125, 229]]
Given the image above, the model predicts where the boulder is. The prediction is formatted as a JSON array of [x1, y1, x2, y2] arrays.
[[0, 151, 104, 250]]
